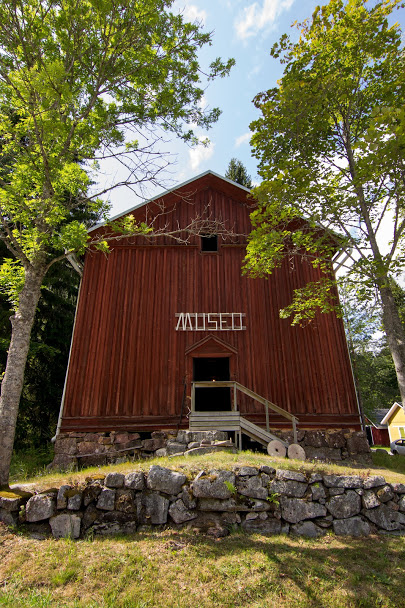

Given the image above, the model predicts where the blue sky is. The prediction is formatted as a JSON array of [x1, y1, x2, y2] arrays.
[[99, 0, 405, 218]]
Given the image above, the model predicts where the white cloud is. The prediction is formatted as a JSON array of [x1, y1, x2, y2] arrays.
[[235, 0, 294, 40], [182, 4, 207, 25], [189, 138, 215, 171], [235, 132, 251, 147]]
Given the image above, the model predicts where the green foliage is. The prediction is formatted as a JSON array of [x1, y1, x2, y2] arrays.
[[0, 0, 234, 307], [224, 480, 237, 494], [340, 285, 401, 417], [225, 158, 252, 189], [247, 0, 405, 323]]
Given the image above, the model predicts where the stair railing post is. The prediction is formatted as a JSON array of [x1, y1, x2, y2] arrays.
[[265, 401, 269, 433], [233, 382, 237, 411], [191, 382, 195, 412], [292, 418, 297, 444]]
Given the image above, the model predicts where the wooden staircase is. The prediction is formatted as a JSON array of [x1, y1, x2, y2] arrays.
[[189, 411, 284, 448], [189, 381, 299, 450]]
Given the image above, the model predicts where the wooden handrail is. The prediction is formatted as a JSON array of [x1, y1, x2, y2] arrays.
[[191, 380, 298, 443]]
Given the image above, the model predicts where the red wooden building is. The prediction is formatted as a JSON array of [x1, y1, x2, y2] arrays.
[[57, 171, 361, 439]]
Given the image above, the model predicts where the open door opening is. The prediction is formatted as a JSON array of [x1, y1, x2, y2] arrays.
[[193, 357, 231, 411]]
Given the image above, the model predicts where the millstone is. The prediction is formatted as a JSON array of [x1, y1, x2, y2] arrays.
[[287, 443, 306, 461], [267, 440, 287, 458]]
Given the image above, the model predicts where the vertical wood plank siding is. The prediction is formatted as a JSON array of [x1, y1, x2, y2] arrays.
[[61, 174, 360, 431]]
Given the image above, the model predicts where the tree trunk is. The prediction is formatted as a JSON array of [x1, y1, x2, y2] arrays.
[[0, 266, 45, 489], [378, 280, 405, 408]]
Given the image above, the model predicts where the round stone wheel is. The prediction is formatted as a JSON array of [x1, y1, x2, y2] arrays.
[[267, 439, 287, 458], [287, 443, 306, 461]]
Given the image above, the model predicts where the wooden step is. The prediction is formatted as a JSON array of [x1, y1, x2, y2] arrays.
[[189, 411, 241, 432], [240, 416, 287, 447], [189, 411, 288, 448]]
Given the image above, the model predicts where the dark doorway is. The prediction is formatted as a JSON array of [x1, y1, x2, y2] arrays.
[[193, 357, 231, 411]]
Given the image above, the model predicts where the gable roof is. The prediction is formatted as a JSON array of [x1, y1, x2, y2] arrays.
[[89, 170, 252, 233], [381, 402, 403, 425], [365, 408, 389, 428]]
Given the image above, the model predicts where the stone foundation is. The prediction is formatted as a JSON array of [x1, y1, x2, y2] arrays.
[[51, 428, 371, 470], [2, 465, 404, 539], [51, 430, 232, 470], [272, 429, 371, 462]]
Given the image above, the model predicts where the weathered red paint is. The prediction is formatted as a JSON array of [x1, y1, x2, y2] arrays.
[[60, 172, 360, 432]]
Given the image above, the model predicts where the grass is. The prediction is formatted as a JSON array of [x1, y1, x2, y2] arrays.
[[9, 446, 54, 483], [9, 447, 405, 491], [4, 448, 405, 607], [0, 526, 405, 607]]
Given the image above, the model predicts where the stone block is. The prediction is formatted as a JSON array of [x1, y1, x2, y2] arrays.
[[67, 492, 82, 511], [260, 465, 276, 476], [280, 497, 326, 524], [125, 471, 145, 491], [377, 485, 394, 503], [50, 513, 81, 539], [180, 487, 197, 510], [270, 479, 307, 498], [398, 496, 405, 512], [0, 489, 32, 512], [56, 485, 71, 509], [84, 433, 102, 443], [362, 490, 381, 510], [147, 466, 187, 495], [363, 476, 386, 489], [304, 447, 342, 461], [304, 430, 329, 448], [115, 489, 136, 513], [105, 472, 125, 488], [97, 488, 116, 511], [391, 483, 405, 494], [242, 518, 282, 534], [0, 508, 17, 527], [291, 521, 326, 537], [238, 466, 259, 476], [325, 430, 346, 449], [329, 488, 345, 496], [169, 499, 198, 524], [26, 495, 56, 522], [346, 432, 370, 455], [54, 437, 78, 455], [136, 492, 169, 524], [363, 505, 405, 530], [83, 484, 103, 506], [237, 476, 268, 500], [78, 454, 107, 468], [323, 475, 363, 489], [142, 437, 166, 452], [77, 441, 100, 455], [333, 516, 370, 536], [165, 442, 187, 456], [192, 470, 235, 499], [311, 484, 326, 501], [276, 469, 307, 483], [51, 454, 78, 469], [326, 491, 361, 519]]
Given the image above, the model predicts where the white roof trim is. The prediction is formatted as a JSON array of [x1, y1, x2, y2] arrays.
[[381, 402, 403, 425], [88, 170, 251, 233]]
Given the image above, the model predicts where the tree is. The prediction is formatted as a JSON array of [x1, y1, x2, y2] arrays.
[[225, 158, 252, 188], [339, 285, 400, 419], [245, 0, 405, 410], [0, 0, 234, 488]]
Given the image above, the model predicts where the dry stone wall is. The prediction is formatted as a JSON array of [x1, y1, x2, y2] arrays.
[[2, 465, 405, 539]]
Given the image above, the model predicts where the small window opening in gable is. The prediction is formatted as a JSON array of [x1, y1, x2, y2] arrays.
[[201, 234, 218, 252]]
